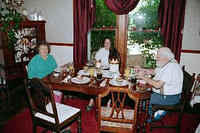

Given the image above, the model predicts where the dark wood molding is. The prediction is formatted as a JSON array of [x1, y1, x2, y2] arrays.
[[116, 15, 128, 74], [181, 49, 200, 54], [92, 27, 117, 31], [48, 42, 74, 47]]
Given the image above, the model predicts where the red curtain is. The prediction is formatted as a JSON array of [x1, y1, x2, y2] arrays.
[[73, 0, 96, 69], [104, 0, 140, 15], [159, 0, 186, 62]]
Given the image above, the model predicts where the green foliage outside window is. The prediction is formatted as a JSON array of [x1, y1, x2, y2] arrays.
[[90, 0, 116, 56], [128, 31, 163, 68], [128, 0, 162, 68], [129, 31, 163, 46], [129, 0, 160, 29], [91, 30, 115, 52], [93, 0, 116, 28]]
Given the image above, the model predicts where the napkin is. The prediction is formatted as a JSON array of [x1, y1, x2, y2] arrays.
[[62, 77, 68, 83], [100, 79, 107, 87], [62, 75, 71, 83]]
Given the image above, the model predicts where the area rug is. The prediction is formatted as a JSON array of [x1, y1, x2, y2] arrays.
[[2, 98, 200, 133]]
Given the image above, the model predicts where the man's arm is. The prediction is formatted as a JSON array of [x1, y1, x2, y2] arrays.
[[134, 66, 155, 75], [136, 73, 164, 89]]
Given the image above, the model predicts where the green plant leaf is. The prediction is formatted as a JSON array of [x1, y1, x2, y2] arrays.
[[0, 7, 22, 48]]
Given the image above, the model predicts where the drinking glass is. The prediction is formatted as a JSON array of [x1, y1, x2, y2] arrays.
[[130, 77, 137, 84], [124, 67, 130, 79], [83, 66, 88, 72], [96, 69, 102, 80], [69, 63, 75, 76], [89, 68, 95, 78]]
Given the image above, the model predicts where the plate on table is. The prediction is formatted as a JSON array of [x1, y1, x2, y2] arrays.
[[71, 77, 90, 84], [86, 62, 95, 67], [102, 70, 113, 78], [78, 70, 89, 76], [109, 79, 129, 87], [101, 65, 110, 70]]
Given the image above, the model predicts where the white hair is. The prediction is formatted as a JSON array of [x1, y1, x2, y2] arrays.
[[159, 47, 175, 61]]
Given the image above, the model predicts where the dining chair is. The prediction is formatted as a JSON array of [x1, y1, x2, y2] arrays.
[[190, 74, 200, 112], [25, 78, 81, 133], [150, 68, 196, 133], [97, 86, 151, 133], [0, 65, 12, 113]]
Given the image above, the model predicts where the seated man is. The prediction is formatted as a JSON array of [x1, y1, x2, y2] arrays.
[[136, 47, 183, 121]]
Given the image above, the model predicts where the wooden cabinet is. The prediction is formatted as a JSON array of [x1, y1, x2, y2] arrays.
[[0, 20, 46, 81]]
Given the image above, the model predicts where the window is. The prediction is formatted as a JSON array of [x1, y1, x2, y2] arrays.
[[127, 0, 163, 68], [88, 0, 117, 60]]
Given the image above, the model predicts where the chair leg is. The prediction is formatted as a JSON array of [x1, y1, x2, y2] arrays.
[[78, 113, 82, 133], [176, 126, 180, 133], [33, 124, 37, 133], [149, 123, 152, 133], [176, 112, 183, 133], [41, 129, 48, 133], [142, 123, 147, 133]]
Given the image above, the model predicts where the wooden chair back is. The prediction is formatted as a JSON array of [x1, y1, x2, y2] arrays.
[[191, 74, 200, 99], [181, 68, 196, 106], [98, 86, 150, 133], [25, 78, 60, 125], [150, 67, 196, 133]]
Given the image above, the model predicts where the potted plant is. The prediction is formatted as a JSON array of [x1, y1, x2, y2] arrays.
[[0, 6, 23, 48]]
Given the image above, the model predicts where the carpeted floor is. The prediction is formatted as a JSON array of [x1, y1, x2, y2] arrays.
[[2, 98, 200, 133]]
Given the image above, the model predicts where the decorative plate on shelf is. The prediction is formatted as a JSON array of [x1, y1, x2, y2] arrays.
[[71, 77, 90, 84]]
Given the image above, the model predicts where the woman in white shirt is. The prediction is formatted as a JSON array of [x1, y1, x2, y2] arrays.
[[95, 38, 111, 67], [86, 38, 111, 111]]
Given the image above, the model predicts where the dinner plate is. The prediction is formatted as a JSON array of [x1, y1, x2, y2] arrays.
[[102, 70, 113, 78], [71, 77, 90, 84], [101, 65, 110, 70], [109, 79, 129, 87], [78, 70, 89, 76], [86, 62, 95, 67], [54, 67, 61, 73]]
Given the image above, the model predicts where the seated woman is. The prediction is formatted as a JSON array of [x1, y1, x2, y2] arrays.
[[95, 38, 111, 67], [86, 38, 120, 111], [27, 42, 63, 103], [28, 42, 71, 132]]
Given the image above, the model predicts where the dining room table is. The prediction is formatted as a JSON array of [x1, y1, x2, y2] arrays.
[[43, 67, 152, 130], [43, 68, 152, 99]]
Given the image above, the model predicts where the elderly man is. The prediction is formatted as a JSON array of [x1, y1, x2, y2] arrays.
[[136, 47, 183, 121]]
